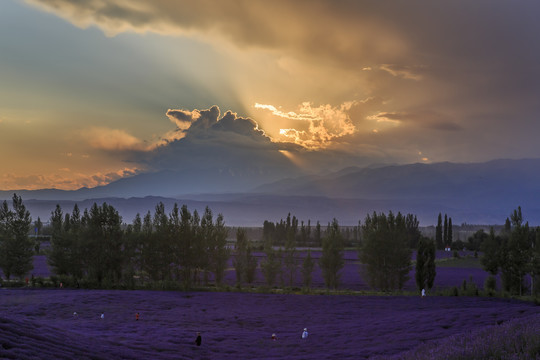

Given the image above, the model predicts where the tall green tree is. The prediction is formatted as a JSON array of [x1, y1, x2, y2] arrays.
[[190, 209, 203, 284], [140, 210, 159, 280], [360, 211, 412, 291], [435, 213, 443, 250], [405, 214, 421, 249], [482, 207, 535, 296], [141, 205, 167, 281], [481, 227, 501, 275], [320, 218, 344, 289], [447, 217, 453, 246], [0, 194, 34, 279], [314, 221, 322, 247], [500, 207, 531, 296], [123, 213, 142, 287], [531, 228, 540, 295], [260, 238, 281, 287], [443, 214, 448, 247], [301, 249, 315, 289], [155, 202, 174, 280], [176, 204, 194, 288], [68, 204, 84, 279], [283, 225, 297, 287], [233, 228, 258, 287], [209, 213, 230, 286], [48, 204, 70, 276], [415, 236, 436, 291], [80, 203, 123, 284]]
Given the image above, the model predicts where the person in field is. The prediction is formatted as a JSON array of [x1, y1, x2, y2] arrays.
[[271, 333, 278, 341], [302, 328, 309, 339], [135, 312, 140, 321], [421, 288, 426, 297], [195, 332, 202, 346]]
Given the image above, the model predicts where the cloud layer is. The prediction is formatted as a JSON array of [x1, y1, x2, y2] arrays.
[[8, 0, 540, 190], [29, 0, 540, 162]]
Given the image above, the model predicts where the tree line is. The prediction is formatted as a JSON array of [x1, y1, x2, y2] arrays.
[[47, 201, 230, 289], [262, 214, 361, 247], [0, 195, 428, 292], [1, 193, 538, 296]]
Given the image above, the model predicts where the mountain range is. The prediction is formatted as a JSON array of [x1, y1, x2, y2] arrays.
[[2, 158, 540, 227]]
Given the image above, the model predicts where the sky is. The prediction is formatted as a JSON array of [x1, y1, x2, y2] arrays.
[[1, 0, 540, 190]]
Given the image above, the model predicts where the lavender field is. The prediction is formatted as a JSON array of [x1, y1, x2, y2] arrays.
[[0, 289, 538, 360], [1, 250, 538, 359]]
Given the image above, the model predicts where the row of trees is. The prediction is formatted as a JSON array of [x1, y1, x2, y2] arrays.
[[259, 212, 430, 292], [435, 213, 453, 249], [9, 194, 537, 296], [247, 218, 344, 290], [0, 194, 432, 292], [262, 214, 361, 247], [48, 202, 229, 288]]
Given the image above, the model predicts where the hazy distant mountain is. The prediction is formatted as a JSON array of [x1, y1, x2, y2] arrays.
[[251, 158, 540, 224], [2, 159, 540, 226], [255, 158, 540, 205], [257, 159, 540, 199]]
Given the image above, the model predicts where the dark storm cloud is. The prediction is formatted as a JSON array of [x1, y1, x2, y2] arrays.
[[130, 105, 301, 176], [166, 105, 271, 145]]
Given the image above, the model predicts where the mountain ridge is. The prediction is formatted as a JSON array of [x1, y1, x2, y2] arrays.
[[2, 158, 540, 226]]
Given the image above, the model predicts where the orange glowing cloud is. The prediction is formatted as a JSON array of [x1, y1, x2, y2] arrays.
[[255, 101, 357, 149], [0, 167, 141, 191]]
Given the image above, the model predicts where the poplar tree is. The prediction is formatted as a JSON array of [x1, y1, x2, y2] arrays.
[[448, 217, 453, 246], [443, 214, 448, 248], [301, 249, 315, 289], [48, 204, 70, 276], [314, 221, 322, 247], [209, 213, 230, 286], [435, 213, 443, 249], [0, 194, 34, 279], [415, 237, 436, 291], [177, 204, 194, 288], [283, 226, 297, 287], [233, 228, 257, 287], [320, 218, 344, 289], [260, 238, 281, 287], [81, 203, 123, 284]]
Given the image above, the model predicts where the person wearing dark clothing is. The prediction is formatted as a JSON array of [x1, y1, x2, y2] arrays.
[[195, 332, 202, 346]]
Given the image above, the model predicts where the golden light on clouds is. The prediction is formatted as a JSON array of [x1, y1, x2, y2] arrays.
[[0, 167, 141, 191], [255, 101, 357, 149], [367, 112, 402, 124], [4, 0, 540, 192], [254, 103, 318, 121]]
